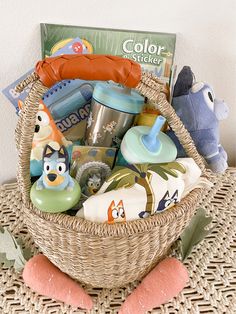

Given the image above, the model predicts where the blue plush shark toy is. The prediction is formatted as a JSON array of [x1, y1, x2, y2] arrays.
[[36, 144, 75, 191], [167, 66, 229, 173]]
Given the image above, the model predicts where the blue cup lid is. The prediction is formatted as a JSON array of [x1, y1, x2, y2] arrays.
[[92, 82, 144, 114]]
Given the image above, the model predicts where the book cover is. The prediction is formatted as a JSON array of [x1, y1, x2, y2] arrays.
[[41, 23, 176, 84], [2, 36, 89, 113], [2, 37, 94, 141]]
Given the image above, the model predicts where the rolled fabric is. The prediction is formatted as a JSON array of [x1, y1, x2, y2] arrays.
[[77, 158, 212, 223]]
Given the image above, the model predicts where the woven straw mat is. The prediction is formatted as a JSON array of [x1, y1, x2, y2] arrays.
[[0, 169, 236, 314]]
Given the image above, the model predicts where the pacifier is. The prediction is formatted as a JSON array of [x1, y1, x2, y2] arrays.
[[121, 115, 177, 164]]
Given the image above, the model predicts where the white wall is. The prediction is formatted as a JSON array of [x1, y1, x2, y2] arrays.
[[0, 0, 235, 184]]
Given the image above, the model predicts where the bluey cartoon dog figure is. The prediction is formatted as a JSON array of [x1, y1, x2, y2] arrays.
[[36, 144, 75, 191], [107, 200, 126, 224], [156, 190, 178, 212], [167, 66, 229, 173], [28, 100, 72, 161]]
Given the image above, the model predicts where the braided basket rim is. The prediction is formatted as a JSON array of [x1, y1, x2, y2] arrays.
[[24, 188, 202, 237]]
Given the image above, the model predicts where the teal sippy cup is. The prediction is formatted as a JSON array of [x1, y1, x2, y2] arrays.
[[121, 115, 177, 164]]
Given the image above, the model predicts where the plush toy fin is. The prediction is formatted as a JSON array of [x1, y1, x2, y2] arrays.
[[173, 66, 194, 97]]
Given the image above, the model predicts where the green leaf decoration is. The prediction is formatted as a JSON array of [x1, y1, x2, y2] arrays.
[[149, 162, 186, 181], [0, 227, 27, 272], [115, 176, 136, 190], [105, 166, 139, 192], [109, 166, 125, 176], [132, 164, 142, 174], [180, 208, 214, 261], [148, 166, 169, 180], [104, 180, 120, 193], [162, 161, 186, 174], [105, 161, 186, 192], [107, 168, 137, 183], [105, 174, 136, 192], [138, 164, 149, 174]]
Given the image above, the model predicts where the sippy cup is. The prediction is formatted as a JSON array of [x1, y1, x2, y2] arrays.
[[121, 115, 177, 164], [85, 82, 144, 147]]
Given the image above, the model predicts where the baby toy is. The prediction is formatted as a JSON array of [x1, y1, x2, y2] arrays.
[[167, 66, 229, 173], [30, 144, 81, 212], [121, 115, 177, 164], [70, 145, 116, 177], [135, 98, 168, 131], [75, 161, 111, 198], [22, 99, 73, 176], [85, 174, 102, 195], [36, 145, 74, 191]]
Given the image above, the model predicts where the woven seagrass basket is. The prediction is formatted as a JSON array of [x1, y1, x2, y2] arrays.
[[15, 55, 207, 288]]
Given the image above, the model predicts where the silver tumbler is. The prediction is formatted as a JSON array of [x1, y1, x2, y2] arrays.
[[85, 82, 144, 147]]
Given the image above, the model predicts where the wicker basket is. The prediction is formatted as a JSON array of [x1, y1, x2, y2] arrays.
[[15, 55, 207, 288]]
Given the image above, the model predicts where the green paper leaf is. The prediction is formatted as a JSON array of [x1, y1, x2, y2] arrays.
[[22, 247, 34, 261], [17, 238, 34, 261], [180, 208, 214, 261], [0, 228, 27, 272], [0, 253, 14, 268]]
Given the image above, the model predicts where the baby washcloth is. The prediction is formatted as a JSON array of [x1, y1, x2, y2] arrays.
[[76, 158, 212, 223]]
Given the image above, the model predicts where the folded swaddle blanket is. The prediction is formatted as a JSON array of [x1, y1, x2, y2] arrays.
[[76, 158, 212, 223]]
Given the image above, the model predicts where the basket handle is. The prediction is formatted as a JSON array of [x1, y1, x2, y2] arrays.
[[35, 54, 141, 88], [15, 54, 206, 204]]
